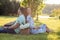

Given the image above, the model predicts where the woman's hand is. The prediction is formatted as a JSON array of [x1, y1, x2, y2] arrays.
[[33, 27, 40, 30]]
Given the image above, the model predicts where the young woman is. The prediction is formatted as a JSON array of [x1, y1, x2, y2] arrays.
[[26, 8, 51, 34]]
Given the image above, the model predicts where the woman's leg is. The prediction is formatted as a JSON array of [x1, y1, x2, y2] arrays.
[[31, 24, 47, 34], [39, 24, 46, 32], [46, 27, 51, 33], [40, 24, 51, 33], [40, 24, 51, 32]]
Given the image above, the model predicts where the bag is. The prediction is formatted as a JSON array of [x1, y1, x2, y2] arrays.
[[20, 23, 30, 35], [20, 28, 30, 35]]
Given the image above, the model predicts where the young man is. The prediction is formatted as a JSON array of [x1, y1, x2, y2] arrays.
[[26, 8, 51, 34], [0, 8, 26, 34]]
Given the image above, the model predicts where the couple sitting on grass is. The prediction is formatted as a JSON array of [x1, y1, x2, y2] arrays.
[[0, 7, 51, 34]]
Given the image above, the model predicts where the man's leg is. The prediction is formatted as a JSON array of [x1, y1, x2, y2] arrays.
[[0, 27, 7, 33], [0, 27, 16, 34]]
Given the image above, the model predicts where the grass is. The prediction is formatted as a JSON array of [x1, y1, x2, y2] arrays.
[[0, 16, 17, 26], [0, 16, 60, 40]]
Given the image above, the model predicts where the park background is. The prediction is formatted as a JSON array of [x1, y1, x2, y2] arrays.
[[0, 0, 60, 40]]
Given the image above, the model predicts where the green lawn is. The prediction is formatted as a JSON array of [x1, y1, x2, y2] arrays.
[[0, 16, 60, 40], [0, 16, 17, 26]]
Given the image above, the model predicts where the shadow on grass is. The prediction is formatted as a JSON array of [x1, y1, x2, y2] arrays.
[[56, 27, 60, 40], [56, 31, 60, 40], [57, 31, 60, 36], [0, 33, 49, 40]]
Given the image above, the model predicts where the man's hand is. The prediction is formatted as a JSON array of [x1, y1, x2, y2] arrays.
[[4, 27, 8, 29]]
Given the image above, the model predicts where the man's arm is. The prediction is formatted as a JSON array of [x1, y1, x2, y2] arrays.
[[4, 23, 20, 29], [9, 23, 20, 29]]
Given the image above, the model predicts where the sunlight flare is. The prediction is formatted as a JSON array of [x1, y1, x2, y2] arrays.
[[44, 0, 60, 4]]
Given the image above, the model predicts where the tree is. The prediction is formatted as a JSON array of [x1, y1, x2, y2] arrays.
[[51, 8, 60, 19], [0, 0, 20, 16], [20, 0, 44, 20], [51, 9, 60, 17]]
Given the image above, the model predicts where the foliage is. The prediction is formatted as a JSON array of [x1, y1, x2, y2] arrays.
[[20, 0, 46, 21], [0, 0, 20, 16], [20, 0, 28, 7], [20, 0, 44, 17], [51, 9, 60, 17]]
